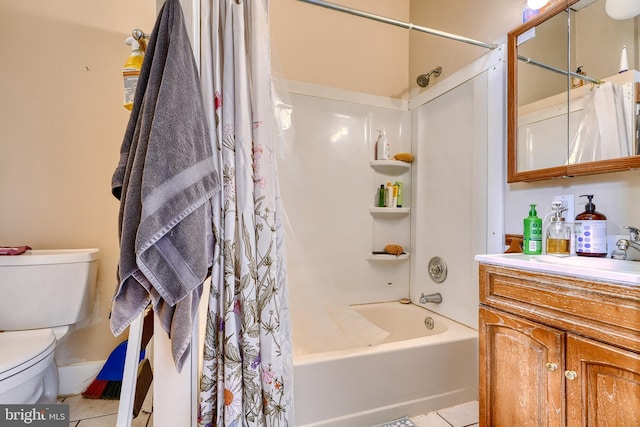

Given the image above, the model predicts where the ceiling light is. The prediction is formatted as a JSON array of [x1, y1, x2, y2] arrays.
[[527, 0, 550, 9], [606, 0, 640, 19]]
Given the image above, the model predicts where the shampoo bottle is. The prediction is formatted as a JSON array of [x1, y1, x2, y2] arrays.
[[375, 129, 390, 160], [395, 181, 403, 208], [385, 182, 393, 207], [392, 185, 398, 208], [523, 204, 542, 255], [575, 194, 607, 257], [378, 185, 385, 207]]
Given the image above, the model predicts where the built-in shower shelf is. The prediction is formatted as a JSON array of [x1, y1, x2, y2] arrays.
[[370, 160, 410, 175], [366, 252, 410, 261], [369, 207, 410, 215]]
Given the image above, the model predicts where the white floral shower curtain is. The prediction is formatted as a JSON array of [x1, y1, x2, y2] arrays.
[[198, 0, 294, 426]]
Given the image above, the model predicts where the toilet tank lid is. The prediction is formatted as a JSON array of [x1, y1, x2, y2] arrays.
[[0, 248, 100, 266]]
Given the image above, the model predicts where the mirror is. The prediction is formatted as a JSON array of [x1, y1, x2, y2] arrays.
[[508, 0, 640, 182]]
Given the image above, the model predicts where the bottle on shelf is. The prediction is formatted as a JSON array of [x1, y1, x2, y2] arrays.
[[375, 129, 390, 160], [391, 184, 398, 207], [378, 185, 385, 207], [395, 181, 403, 207], [385, 182, 393, 207]]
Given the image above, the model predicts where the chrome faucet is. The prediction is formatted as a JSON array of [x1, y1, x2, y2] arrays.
[[611, 226, 640, 260], [419, 292, 443, 304]]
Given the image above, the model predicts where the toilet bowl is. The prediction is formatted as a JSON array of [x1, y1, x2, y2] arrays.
[[0, 248, 99, 404], [0, 330, 57, 404]]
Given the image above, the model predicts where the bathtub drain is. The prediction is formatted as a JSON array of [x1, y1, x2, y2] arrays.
[[424, 316, 435, 330]]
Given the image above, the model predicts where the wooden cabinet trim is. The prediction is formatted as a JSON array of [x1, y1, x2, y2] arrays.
[[479, 263, 640, 353]]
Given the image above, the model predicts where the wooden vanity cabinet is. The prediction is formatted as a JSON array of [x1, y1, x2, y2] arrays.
[[566, 334, 640, 426], [479, 263, 640, 426], [480, 307, 565, 426]]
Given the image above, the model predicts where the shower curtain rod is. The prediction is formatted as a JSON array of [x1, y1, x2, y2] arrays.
[[518, 54, 603, 85], [296, 0, 498, 50]]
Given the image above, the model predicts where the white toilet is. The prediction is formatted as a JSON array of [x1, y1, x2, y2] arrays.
[[0, 248, 99, 404]]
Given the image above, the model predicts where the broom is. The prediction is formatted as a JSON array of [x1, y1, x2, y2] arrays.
[[82, 340, 133, 399], [82, 310, 154, 400]]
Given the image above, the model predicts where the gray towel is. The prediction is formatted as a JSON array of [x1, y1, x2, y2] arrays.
[[111, 0, 219, 371]]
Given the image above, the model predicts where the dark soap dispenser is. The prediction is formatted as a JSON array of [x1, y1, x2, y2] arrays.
[[575, 194, 607, 257]]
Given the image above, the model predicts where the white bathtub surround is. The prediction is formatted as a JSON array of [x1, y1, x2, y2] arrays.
[[279, 91, 413, 308], [410, 46, 505, 329], [280, 45, 506, 332], [293, 302, 478, 427]]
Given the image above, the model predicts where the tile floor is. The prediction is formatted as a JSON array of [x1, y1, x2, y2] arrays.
[[61, 394, 152, 426], [412, 401, 478, 427], [62, 394, 477, 427]]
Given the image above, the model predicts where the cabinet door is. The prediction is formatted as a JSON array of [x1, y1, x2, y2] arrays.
[[566, 334, 640, 426], [480, 307, 565, 427]]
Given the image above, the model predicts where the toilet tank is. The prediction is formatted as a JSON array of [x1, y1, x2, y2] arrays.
[[0, 249, 99, 331]]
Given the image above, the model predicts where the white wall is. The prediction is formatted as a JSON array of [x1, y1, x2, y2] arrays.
[[0, 0, 157, 367], [505, 170, 640, 244]]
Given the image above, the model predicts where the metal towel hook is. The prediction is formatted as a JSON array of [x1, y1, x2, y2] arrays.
[[131, 29, 149, 41]]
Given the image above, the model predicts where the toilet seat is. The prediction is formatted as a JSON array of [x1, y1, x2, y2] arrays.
[[0, 329, 56, 380]]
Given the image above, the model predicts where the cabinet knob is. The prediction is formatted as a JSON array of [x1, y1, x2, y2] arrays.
[[545, 362, 558, 372], [564, 370, 578, 380]]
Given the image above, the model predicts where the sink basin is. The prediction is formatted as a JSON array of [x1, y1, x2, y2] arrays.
[[533, 254, 639, 271], [475, 253, 640, 285]]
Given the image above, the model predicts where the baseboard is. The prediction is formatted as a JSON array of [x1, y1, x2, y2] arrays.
[[58, 360, 105, 396]]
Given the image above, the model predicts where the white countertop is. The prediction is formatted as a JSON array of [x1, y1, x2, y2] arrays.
[[475, 253, 640, 286]]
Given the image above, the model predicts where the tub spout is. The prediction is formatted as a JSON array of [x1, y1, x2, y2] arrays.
[[419, 292, 442, 304]]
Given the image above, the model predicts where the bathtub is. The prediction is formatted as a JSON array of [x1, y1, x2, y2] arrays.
[[292, 301, 478, 427]]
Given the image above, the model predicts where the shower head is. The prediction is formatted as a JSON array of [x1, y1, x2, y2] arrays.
[[416, 74, 430, 88], [416, 66, 443, 88]]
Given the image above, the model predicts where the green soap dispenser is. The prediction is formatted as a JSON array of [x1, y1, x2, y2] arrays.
[[523, 204, 542, 255]]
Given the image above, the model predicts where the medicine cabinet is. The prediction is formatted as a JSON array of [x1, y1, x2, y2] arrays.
[[507, 0, 640, 182]]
